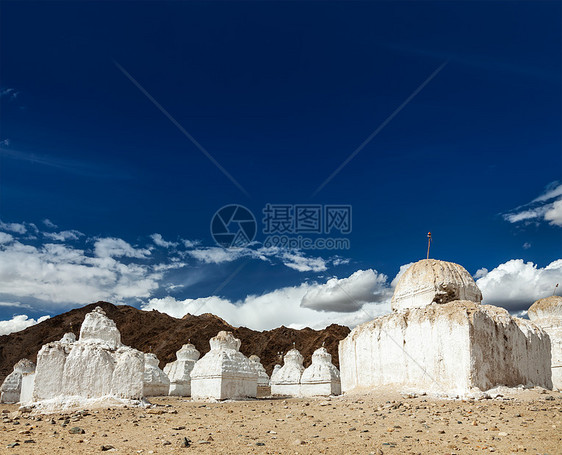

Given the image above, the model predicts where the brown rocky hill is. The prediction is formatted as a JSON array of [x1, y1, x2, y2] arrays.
[[0, 301, 350, 384]]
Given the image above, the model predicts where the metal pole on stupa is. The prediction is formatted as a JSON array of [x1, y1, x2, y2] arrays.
[[426, 232, 432, 259], [554, 283, 559, 296]]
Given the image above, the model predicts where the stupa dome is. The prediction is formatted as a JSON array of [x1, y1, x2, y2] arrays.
[[391, 259, 482, 312], [175, 343, 200, 362], [528, 296, 562, 325]]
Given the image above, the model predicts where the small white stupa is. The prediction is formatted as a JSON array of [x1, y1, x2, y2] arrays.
[[143, 353, 170, 397], [339, 259, 553, 397], [31, 307, 145, 406], [301, 346, 341, 396], [190, 331, 257, 400], [164, 343, 200, 396], [0, 359, 35, 403], [270, 348, 304, 396], [249, 355, 270, 396], [528, 295, 562, 390]]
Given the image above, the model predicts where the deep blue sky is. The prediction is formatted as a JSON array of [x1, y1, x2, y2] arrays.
[[0, 1, 560, 326]]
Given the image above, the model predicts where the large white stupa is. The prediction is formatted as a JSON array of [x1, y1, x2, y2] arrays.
[[164, 343, 200, 396], [301, 347, 341, 396], [270, 348, 304, 396], [339, 259, 552, 397], [528, 295, 562, 390], [190, 331, 257, 400], [30, 307, 145, 406], [0, 359, 35, 404], [143, 353, 170, 396]]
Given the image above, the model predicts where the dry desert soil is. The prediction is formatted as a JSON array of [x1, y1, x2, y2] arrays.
[[1, 389, 561, 455]]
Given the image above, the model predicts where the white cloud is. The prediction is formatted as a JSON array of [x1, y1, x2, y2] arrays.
[[42, 219, 58, 229], [544, 199, 562, 227], [0, 220, 27, 234], [143, 268, 395, 330], [150, 233, 178, 248], [301, 269, 389, 312], [0, 232, 14, 244], [94, 237, 151, 259], [523, 242, 531, 250], [281, 252, 327, 272], [0, 314, 50, 336], [0, 240, 162, 306], [503, 182, 562, 227], [476, 259, 562, 311], [44, 230, 84, 242], [187, 247, 246, 264]]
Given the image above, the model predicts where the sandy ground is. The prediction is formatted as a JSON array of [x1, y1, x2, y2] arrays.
[[1, 389, 561, 454]]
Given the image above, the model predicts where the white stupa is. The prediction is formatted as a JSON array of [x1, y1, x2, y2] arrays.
[[391, 259, 482, 311], [143, 353, 170, 397], [163, 343, 200, 396], [249, 355, 270, 396], [528, 295, 562, 390], [190, 331, 257, 400], [339, 259, 553, 397], [301, 346, 341, 396], [31, 307, 145, 407], [0, 359, 35, 403], [270, 348, 304, 396]]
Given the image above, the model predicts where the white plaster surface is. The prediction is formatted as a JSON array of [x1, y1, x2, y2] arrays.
[[271, 348, 304, 396], [249, 355, 270, 386], [143, 353, 170, 397], [339, 301, 552, 397], [301, 347, 341, 396], [391, 259, 482, 312], [31, 307, 145, 406], [190, 331, 257, 400], [0, 359, 35, 403], [19, 372, 35, 404], [164, 343, 200, 396], [529, 296, 562, 389]]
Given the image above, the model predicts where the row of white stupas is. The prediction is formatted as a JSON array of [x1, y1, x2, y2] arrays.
[[1, 258, 561, 407], [0, 307, 341, 405]]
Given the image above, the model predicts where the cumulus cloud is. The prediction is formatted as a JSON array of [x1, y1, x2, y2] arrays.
[[44, 230, 84, 242], [0, 220, 27, 234], [476, 259, 562, 311], [281, 252, 327, 272], [0, 314, 50, 336], [0, 240, 162, 306], [94, 237, 151, 258], [301, 270, 389, 312], [0, 232, 14, 244], [42, 219, 58, 229], [150, 233, 178, 248], [143, 268, 394, 330], [503, 182, 562, 227]]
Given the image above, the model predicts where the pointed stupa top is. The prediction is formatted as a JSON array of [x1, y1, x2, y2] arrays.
[[79, 307, 122, 349], [301, 346, 340, 384], [391, 259, 482, 312], [60, 332, 77, 343], [209, 331, 241, 351], [175, 343, 200, 361]]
